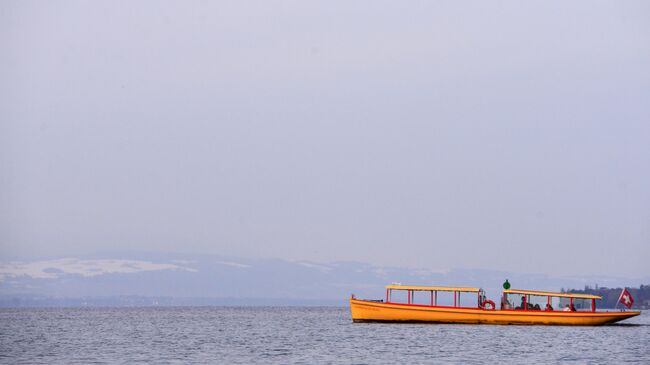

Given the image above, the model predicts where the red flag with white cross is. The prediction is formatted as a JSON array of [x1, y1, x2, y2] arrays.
[[618, 288, 634, 309]]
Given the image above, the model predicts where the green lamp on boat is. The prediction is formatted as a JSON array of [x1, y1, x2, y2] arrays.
[[503, 279, 511, 289]]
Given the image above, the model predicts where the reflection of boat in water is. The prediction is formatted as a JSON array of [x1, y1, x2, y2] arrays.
[[350, 284, 640, 326]]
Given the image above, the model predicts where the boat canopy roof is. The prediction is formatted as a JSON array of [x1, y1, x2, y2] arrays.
[[386, 284, 482, 292], [504, 289, 602, 300]]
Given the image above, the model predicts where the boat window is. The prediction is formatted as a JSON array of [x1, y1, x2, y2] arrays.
[[506, 294, 564, 310], [389, 290, 410, 304], [458, 292, 478, 308], [385, 288, 482, 307], [559, 297, 591, 311], [433, 291, 455, 307], [410, 291, 435, 306], [575, 298, 592, 311], [508, 293, 526, 309], [548, 297, 561, 310], [514, 294, 547, 310]]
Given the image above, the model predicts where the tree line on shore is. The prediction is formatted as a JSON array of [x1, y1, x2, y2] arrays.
[[563, 284, 649, 309]]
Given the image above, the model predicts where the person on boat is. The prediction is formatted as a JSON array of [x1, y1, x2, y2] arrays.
[[517, 296, 534, 310], [570, 303, 577, 311], [519, 296, 537, 310], [501, 295, 511, 309], [516, 296, 525, 309], [545, 303, 553, 311], [563, 304, 571, 311]]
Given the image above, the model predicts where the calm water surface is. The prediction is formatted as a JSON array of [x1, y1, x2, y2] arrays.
[[1, 307, 648, 364]]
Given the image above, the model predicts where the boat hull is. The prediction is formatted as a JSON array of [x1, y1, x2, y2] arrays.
[[350, 299, 640, 326]]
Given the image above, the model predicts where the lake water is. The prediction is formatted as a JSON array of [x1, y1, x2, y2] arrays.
[[1, 307, 648, 364]]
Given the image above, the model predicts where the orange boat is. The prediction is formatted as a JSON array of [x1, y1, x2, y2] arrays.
[[350, 284, 640, 326]]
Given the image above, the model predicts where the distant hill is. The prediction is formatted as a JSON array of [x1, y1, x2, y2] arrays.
[[1, 252, 648, 307], [566, 285, 650, 309]]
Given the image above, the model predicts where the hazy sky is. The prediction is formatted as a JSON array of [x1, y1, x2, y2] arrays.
[[1, 1, 649, 277]]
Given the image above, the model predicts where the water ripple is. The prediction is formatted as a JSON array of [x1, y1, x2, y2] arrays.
[[0, 307, 648, 364]]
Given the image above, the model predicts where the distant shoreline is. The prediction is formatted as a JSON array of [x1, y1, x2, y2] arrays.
[[0, 296, 345, 308], [1, 296, 647, 310]]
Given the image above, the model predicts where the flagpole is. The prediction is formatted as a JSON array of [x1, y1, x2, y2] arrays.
[[616, 287, 625, 312]]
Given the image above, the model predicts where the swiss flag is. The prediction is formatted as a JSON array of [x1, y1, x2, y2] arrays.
[[618, 288, 634, 309]]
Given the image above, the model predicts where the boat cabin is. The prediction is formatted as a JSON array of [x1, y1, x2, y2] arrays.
[[501, 289, 602, 312], [384, 284, 492, 309]]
